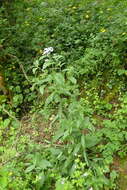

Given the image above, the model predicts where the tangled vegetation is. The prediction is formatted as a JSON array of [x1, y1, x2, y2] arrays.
[[0, 0, 127, 189]]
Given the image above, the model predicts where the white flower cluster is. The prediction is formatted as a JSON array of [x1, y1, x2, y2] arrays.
[[43, 47, 54, 55]]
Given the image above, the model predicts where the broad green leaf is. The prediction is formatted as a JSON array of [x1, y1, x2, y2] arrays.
[[38, 159, 52, 169], [0, 169, 8, 189], [54, 73, 65, 85], [49, 148, 62, 155], [3, 119, 10, 128], [55, 179, 65, 190], [85, 134, 101, 148]]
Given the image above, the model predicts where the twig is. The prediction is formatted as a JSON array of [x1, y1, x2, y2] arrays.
[[2, 106, 19, 122], [18, 62, 31, 82], [8, 53, 31, 82]]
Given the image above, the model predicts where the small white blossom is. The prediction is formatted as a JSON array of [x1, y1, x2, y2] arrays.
[[89, 187, 93, 190], [83, 172, 89, 177], [45, 59, 49, 62], [61, 179, 65, 185], [43, 47, 54, 55]]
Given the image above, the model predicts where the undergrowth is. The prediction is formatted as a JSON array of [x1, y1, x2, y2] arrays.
[[0, 0, 127, 189]]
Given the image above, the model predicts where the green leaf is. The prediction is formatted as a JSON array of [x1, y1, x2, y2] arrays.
[[55, 179, 65, 190], [36, 171, 45, 189], [84, 117, 93, 130], [55, 179, 74, 190], [69, 76, 77, 84], [53, 129, 64, 142], [49, 148, 62, 155], [39, 85, 45, 95], [85, 134, 101, 148], [81, 134, 85, 148], [33, 67, 38, 74], [34, 60, 39, 67], [81, 135, 89, 165], [54, 73, 65, 85], [45, 93, 55, 105], [117, 69, 125, 76], [0, 169, 8, 189], [43, 60, 53, 69], [25, 165, 35, 173], [73, 143, 81, 156], [3, 119, 10, 128], [38, 159, 52, 169]]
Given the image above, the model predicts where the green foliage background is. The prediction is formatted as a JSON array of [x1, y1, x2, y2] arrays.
[[0, 0, 127, 189]]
